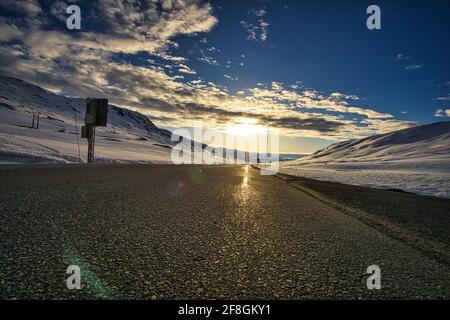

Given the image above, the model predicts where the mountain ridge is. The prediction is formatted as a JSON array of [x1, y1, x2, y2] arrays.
[[295, 121, 450, 172], [280, 121, 450, 198]]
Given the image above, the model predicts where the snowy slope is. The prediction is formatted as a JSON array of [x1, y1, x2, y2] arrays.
[[0, 75, 181, 163], [280, 122, 450, 198]]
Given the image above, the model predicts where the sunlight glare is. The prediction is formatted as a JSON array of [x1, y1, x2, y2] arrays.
[[226, 118, 266, 137]]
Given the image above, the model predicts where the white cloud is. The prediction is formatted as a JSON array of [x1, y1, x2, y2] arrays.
[[178, 64, 196, 75], [49, 1, 68, 22], [161, 0, 174, 11], [330, 92, 359, 100], [434, 109, 450, 117], [248, 85, 390, 119], [224, 75, 238, 81], [0, 20, 23, 41], [198, 50, 219, 65], [396, 54, 424, 72], [405, 64, 423, 70], [153, 51, 187, 62], [241, 7, 270, 42], [98, 0, 218, 44], [252, 9, 266, 17], [207, 46, 220, 53], [435, 94, 450, 101], [259, 21, 269, 41], [395, 53, 411, 61]]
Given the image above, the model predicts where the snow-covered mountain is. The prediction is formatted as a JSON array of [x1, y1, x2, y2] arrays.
[[281, 122, 450, 198], [0, 74, 177, 163], [292, 122, 450, 172]]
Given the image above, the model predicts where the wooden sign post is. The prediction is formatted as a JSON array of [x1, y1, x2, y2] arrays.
[[81, 98, 108, 163]]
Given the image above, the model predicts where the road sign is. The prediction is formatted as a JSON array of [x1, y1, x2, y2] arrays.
[[86, 98, 108, 126], [94, 99, 108, 126]]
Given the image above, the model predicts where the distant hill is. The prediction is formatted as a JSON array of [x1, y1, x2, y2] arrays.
[[287, 121, 450, 173], [280, 122, 450, 198]]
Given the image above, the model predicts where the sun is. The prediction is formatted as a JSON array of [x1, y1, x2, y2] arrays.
[[226, 118, 266, 137]]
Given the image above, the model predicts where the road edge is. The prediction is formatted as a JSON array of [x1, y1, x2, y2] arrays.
[[251, 165, 450, 267]]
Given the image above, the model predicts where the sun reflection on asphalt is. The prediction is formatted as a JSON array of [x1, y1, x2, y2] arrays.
[[242, 176, 249, 187], [234, 165, 264, 214], [242, 166, 250, 187], [237, 166, 253, 205]]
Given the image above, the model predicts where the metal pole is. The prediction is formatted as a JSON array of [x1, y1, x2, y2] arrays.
[[74, 111, 81, 162], [87, 125, 92, 163], [87, 124, 96, 163], [92, 126, 96, 163], [87, 125, 91, 163]]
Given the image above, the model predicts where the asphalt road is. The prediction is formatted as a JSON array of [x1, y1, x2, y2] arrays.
[[0, 164, 449, 299]]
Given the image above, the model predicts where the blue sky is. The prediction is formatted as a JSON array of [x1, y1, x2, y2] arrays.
[[174, 0, 450, 122], [0, 0, 449, 153]]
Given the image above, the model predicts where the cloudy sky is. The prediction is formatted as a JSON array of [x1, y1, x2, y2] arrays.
[[0, 0, 449, 153]]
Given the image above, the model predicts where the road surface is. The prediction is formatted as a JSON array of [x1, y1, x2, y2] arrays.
[[0, 164, 449, 299]]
